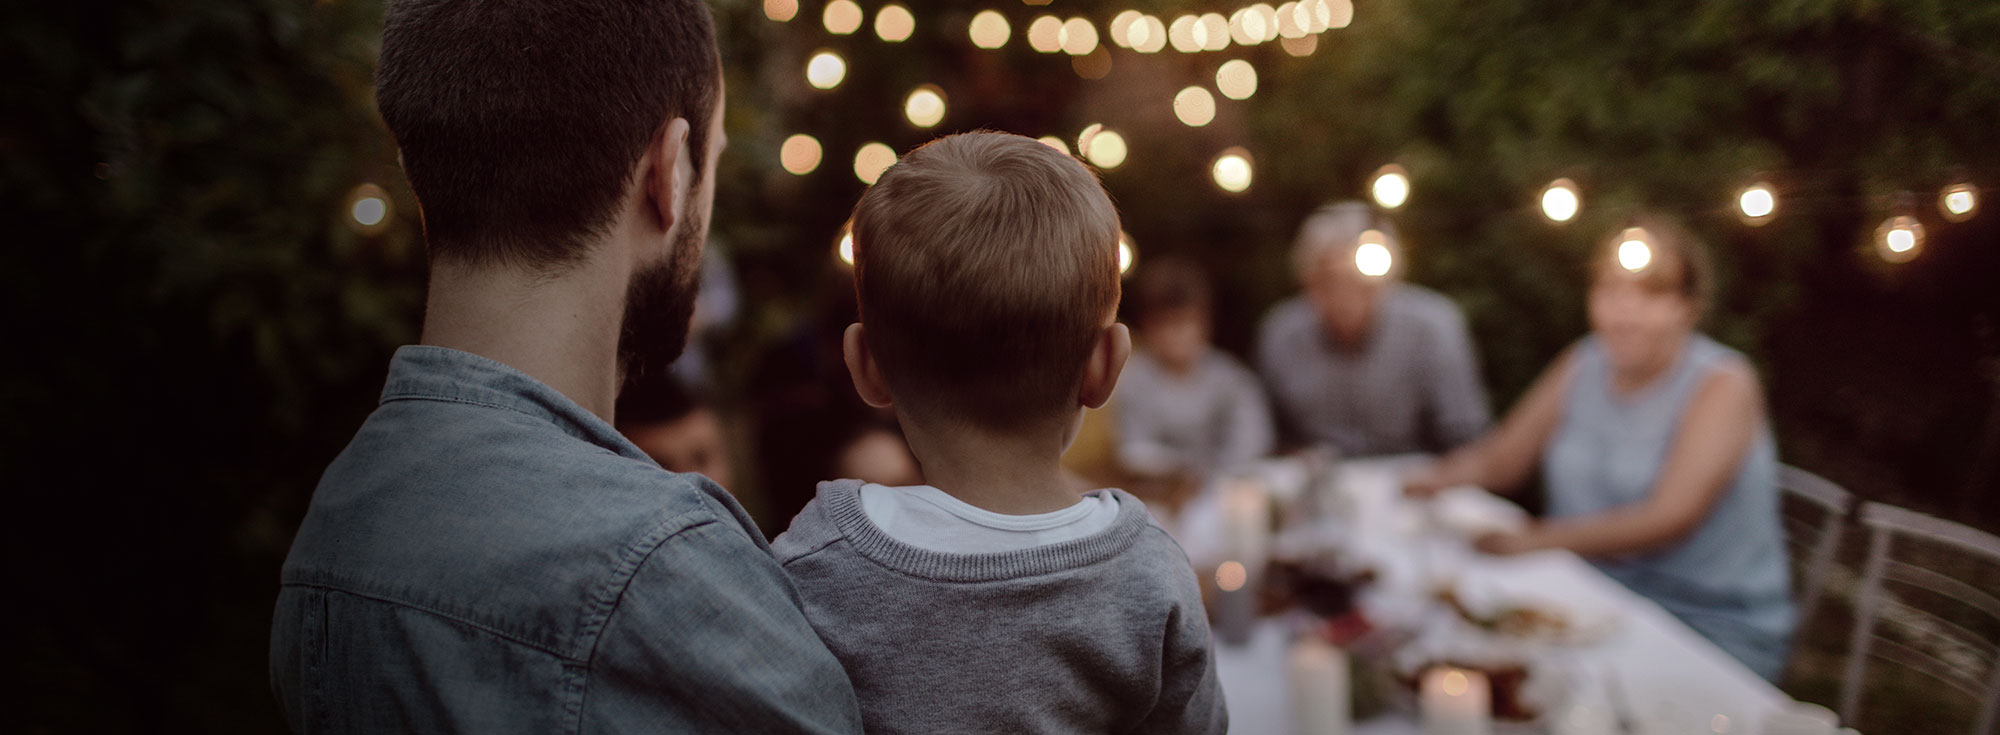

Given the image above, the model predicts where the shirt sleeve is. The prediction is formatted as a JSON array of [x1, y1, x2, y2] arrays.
[[1137, 563, 1229, 734], [1424, 302, 1493, 450], [580, 519, 864, 734]]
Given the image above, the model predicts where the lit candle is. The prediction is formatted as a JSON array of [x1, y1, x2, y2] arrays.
[[1288, 637, 1352, 735], [1220, 479, 1272, 564], [1420, 667, 1491, 735]]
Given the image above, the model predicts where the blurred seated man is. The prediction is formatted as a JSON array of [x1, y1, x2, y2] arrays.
[[1255, 201, 1490, 456], [1114, 257, 1274, 493], [616, 376, 732, 488]]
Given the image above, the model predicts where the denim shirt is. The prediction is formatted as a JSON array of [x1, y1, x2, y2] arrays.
[[271, 346, 863, 733]]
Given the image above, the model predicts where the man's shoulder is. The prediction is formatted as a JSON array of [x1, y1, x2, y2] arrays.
[[1255, 296, 1317, 343], [1387, 283, 1468, 327]]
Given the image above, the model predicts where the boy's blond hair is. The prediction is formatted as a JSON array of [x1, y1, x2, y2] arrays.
[[851, 132, 1122, 429]]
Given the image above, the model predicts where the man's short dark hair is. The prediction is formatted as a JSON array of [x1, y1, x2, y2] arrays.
[[376, 0, 720, 269]]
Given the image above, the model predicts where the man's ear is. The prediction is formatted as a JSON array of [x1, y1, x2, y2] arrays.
[[843, 323, 895, 409], [646, 117, 694, 234], [1079, 322, 1132, 410]]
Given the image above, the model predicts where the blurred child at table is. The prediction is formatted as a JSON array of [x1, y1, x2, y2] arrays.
[[773, 132, 1226, 734], [1115, 257, 1274, 494]]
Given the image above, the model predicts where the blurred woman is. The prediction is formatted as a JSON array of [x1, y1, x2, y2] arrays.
[[1405, 217, 1794, 680]]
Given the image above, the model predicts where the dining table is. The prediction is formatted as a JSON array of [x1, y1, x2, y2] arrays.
[[1173, 455, 1798, 735]]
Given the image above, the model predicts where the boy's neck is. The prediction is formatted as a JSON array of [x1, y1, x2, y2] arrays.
[[898, 412, 1084, 515]]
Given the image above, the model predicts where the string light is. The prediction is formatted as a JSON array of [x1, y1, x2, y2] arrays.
[[1132, 15, 1168, 53], [1280, 34, 1318, 56], [780, 134, 822, 175], [1305, 0, 1331, 33], [969, 10, 1011, 49], [903, 85, 946, 128], [1110, 10, 1142, 47], [1118, 233, 1136, 275], [1078, 123, 1103, 157], [1212, 147, 1253, 193], [1060, 17, 1099, 55], [837, 229, 856, 266], [805, 50, 847, 90], [1252, 3, 1281, 40], [345, 183, 392, 235], [1169, 15, 1201, 53], [1371, 164, 1410, 210], [1086, 129, 1128, 169], [1355, 229, 1393, 277], [854, 142, 896, 185], [1027, 15, 1063, 53], [763, 0, 797, 22], [1228, 9, 1259, 46], [1616, 227, 1653, 272], [1216, 59, 1258, 100], [874, 4, 915, 42], [1738, 182, 1776, 225], [1875, 215, 1925, 264], [1541, 178, 1581, 223], [1941, 182, 1980, 223], [1174, 86, 1217, 127], [822, 0, 862, 35], [1276, 1, 1307, 39]]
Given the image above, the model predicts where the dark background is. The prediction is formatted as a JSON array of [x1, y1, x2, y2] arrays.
[[6, 0, 1998, 730]]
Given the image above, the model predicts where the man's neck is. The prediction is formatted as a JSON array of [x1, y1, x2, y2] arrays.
[[418, 256, 629, 421], [898, 412, 1083, 515]]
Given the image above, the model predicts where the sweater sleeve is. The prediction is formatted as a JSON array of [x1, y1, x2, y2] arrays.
[[1135, 542, 1229, 734]]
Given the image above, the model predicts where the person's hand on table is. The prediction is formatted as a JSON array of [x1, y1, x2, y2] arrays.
[[1401, 462, 1451, 499], [1472, 529, 1537, 556]]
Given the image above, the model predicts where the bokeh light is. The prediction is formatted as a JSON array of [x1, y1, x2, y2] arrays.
[[1216, 561, 1247, 591], [1252, 3, 1280, 40], [853, 142, 897, 185], [1738, 182, 1776, 225], [1072, 48, 1113, 80], [874, 4, 915, 42], [1131, 15, 1168, 53], [763, 0, 797, 22], [806, 51, 847, 89], [780, 134, 822, 175], [1038, 135, 1071, 156], [1228, 9, 1260, 46], [1212, 148, 1253, 193], [969, 10, 1011, 49], [1078, 123, 1103, 156], [1028, 15, 1063, 53], [1281, 34, 1318, 56], [1371, 164, 1410, 210], [345, 183, 392, 235], [1109, 10, 1143, 47], [1200, 13, 1231, 51], [904, 85, 946, 128], [837, 230, 855, 266], [822, 0, 862, 35], [1169, 15, 1200, 53], [1325, 0, 1354, 28], [1216, 59, 1258, 100], [1617, 228, 1653, 272], [1118, 234, 1136, 275], [1440, 670, 1470, 697], [1060, 17, 1100, 55], [1086, 129, 1128, 169], [1174, 86, 1216, 127], [1355, 230, 1393, 277], [1875, 215, 1925, 264], [1541, 178, 1580, 222], [1276, 1, 1307, 38], [1941, 182, 1980, 223]]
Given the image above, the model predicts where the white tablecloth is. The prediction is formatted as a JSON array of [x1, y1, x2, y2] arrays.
[[1181, 457, 1794, 735]]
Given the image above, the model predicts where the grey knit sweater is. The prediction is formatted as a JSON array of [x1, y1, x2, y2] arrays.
[[773, 479, 1227, 735]]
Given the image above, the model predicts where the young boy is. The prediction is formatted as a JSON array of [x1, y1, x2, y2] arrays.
[[1115, 257, 1275, 486], [774, 132, 1227, 734]]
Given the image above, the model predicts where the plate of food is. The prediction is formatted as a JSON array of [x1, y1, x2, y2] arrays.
[[1435, 583, 1621, 646]]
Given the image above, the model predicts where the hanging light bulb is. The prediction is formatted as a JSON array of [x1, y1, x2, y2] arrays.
[[1216, 59, 1258, 99], [1738, 182, 1777, 225], [1615, 227, 1653, 272], [836, 228, 856, 266], [763, 0, 798, 22], [1354, 229, 1393, 277], [1540, 178, 1580, 223], [1941, 182, 1980, 223], [874, 4, 915, 42], [1325, 0, 1354, 28], [1212, 148, 1253, 193], [1199, 13, 1231, 51], [805, 50, 847, 89], [1060, 17, 1099, 55], [1037, 135, 1071, 156], [1086, 129, 1128, 169], [1169, 15, 1201, 53], [853, 142, 897, 185], [1027, 15, 1063, 53], [969, 10, 1011, 49], [1874, 215, 1925, 264], [344, 183, 392, 236], [1110, 10, 1143, 47], [1118, 233, 1137, 275], [822, 0, 862, 35], [1280, 34, 1317, 56], [1129, 15, 1167, 53], [1371, 164, 1410, 210]]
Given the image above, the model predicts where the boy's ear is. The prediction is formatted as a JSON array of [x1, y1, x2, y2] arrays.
[[843, 323, 896, 409], [1079, 322, 1131, 410]]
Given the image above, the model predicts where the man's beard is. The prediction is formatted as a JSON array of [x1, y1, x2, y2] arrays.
[[617, 207, 706, 392]]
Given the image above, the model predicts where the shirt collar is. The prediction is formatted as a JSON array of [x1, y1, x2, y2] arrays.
[[378, 345, 653, 463]]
